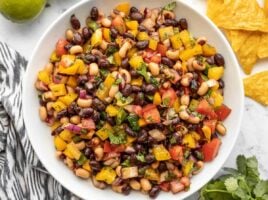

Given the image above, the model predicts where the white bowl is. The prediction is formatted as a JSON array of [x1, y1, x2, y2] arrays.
[[23, 0, 244, 199]]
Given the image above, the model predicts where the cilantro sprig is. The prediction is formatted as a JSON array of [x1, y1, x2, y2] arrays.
[[200, 155, 268, 200]]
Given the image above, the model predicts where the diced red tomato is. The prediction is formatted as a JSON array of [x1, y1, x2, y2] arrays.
[[169, 145, 183, 163], [124, 105, 143, 117], [215, 104, 232, 121], [103, 141, 125, 153], [203, 120, 217, 133], [112, 16, 126, 34], [183, 87, 190, 95], [169, 69, 181, 84], [160, 182, 170, 192], [150, 54, 161, 64], [81, 119, 95, 130], [161, 88, 177, 107], [143, 49, 161, 64], [202, 138, 221, 162], [196, 99, 218, 120], [157, 43, 167, 56], [56, 39, 68, 57], [142, 104, 161, 124]]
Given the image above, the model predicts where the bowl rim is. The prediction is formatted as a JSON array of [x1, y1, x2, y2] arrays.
[[22, 0, 244, 199]]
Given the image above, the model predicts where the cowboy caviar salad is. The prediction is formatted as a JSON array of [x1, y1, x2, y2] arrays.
[[35, 2, 231, 198]]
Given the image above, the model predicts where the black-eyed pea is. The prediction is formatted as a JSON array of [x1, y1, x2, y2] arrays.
[[216, 122, 226, 135], [166, 49, 180, 60], [188, 116, 200, 124], [119, 41, 132, 58], [60, 117, 69, 124], [115, 166, 122, 177], [162, 39, 170, 48], [70, 115, 81, 124], [94, 146, 104, 161], [129, 180, 141, 191], [64, 157, 74, 169], [163, 81, 171, 89], [173, 61, 182, 71], [193, 161, 204, 175], [77, 98, 92, 108], [92, 176, 107, 189], [66, 29, 74, 41], [75, 168, 90, 179], [197, 82, 209, 96], [192, 60, 206, 71], [140, 178, 152, 192], [101, 17, 112, 27], [148, 62, 160, 76], [39, 106, 47, 121], [75, 141, 86, 150], [151, 161, 159, 169], [70, 45, 83, 55], [180, 176, 190, 187], [89, 63, 99, 76], [109, 85, 119, 98], [45, 63, 54, 74], [181, 94, 190, 106], [197, 36, 207, 45], [100, 40, 108, 51]]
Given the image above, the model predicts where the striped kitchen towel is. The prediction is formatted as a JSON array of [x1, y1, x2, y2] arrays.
[[0, 42, 79, 200]]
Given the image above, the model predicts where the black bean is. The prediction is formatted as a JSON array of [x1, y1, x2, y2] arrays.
[[214, 53, 225, 66], [113, 177, 124, 186], [131, 85, 141, 92], [56, 109, 68, 119], [121, 58, 129, 68], [187, 124, 199, 131], [138, 25, 147, 32], [79, 108, 94, 118], [130, 12, 143, 23], [82, 27, 93, 40], [161, 57, 174, 67], [92, 98, 106, 111], [219, 79, 225, 89], [68, 102, 81, 115], [84, 147, 93, 158], [136, 40, 149, 50], [145, 154, 155, 164], [130, 69, 139, 77], [51, 126, 63, 136], [154, 22, 161, 30], [130, 6, 139, 14], [77, 75, 88, 85], [123, 32, 135, 40], [137, 130, 148, 143], [149, 186, 160, 198], [84, 54, 97, 64], [70, 14, 81, 30], [134, 144, 145, 152], [206, 56, 215, 65], [192, 72, 199, 80], [106, 116, 115, 126], [64, 43, 73, 51], [164, 19, 179, 27], [90, 160, 101, 172], [158, 162, 167, 172], [178, 18, 188, 31], [134, 92, 145, 105], [90, 7, 99, 21], [122, 185, 131, 195], [171, 117, 180, 125], [121, 84, 132, 96], [144, 84, 157, 94], [73, 32, 84, 45], [125, 125, 138, 137], [98, 59, 110, 68], [85, 82, 95, 93], [59, 154, 66, 160], [190, 79, 198, 91], [110, 27, 118, 38], [92, 110, 100, 122]]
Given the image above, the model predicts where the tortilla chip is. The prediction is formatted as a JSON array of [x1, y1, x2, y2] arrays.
[[244, 71, 268, 106], [265, 0, 268, 14], [224, 30, 251, 52], [257, 33, 268, 59], [209, 0, 268, 32], [207, 0, 223, 19], [236, 33, 261, 74]]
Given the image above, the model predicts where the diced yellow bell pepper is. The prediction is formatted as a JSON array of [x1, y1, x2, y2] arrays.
[[128, 30, 138, 37], [145, 168, 159, 181], [49, 84, 66, 97], [179, 44, 203, 61], [202, 125, 212, 141], [58, 93, 78, 106], [127, 47, 138, 58], [52, 101, 67, 112], [126, 20, 139, 30], [96, 167, 116, 184], [60, 55, 76, 67], [113, 52, 121, 67], [76, 59, 88, 75], [104, 74, 116, 88], [202, 44, 216, 56], [173, 98, 181, 113], [91, 28, 103, 47], [106, 105, 120, 117], [96, 123, 114, 140], [182, 160, 194, 176], [66, 76, 78, 88], [63, 147, 74, 159], [138, 118, 147, 127], [58, 64, 79, 75], [51, 121, 61, 131], [182, 134, 196, 148], [158, 26, 174, 41], [153, 92, 161, 105], [115, 36, 124, 46], [38, 70, 51, 85], [115, 2, 130, 15], [131, 77, 143, 86], [50, 51, 60, 62], [82, 160, 92, 172], [208, 67, 224, 81], [137, 32, 150, 41], [191, 131, 201, 141], [127, 136, 136, 144], [170, 33, 183, 49], [153, 145, 171, 161], [181, 61, 188, 73], [54, 136, 67, 151], [129, 55, 144, 69], [149, 39, 158, 51], [210, 91, 224, 108], [66, 143, 81, 160], [103, 28, 111, 42], [96, 86, 109, 101], [179, 30, 192, 49], [59, 130, 73, 142]]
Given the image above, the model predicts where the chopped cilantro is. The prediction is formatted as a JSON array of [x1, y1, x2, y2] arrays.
[[137, 62, 150, 83], [114, 78, 122, 85], [162, 1, 177, 11], [165, 171, 177, 181], [121, 159, 131, 167], [127, 114, 140, 131], [136, 152, 146, 162], [100, 68, 109, 77], [105, 45, 118, 56], [150, 77, 160, 87], [109, 127, 127, 144], [169, 135, 177, 144], [162, 97, 170, 107]]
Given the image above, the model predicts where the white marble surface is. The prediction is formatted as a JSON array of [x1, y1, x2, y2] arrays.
[[1, 0, 268, 199]]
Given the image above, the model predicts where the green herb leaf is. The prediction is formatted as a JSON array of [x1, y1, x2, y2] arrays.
[[162, 97, 170, 107], [77, 154, 87, 165], [100, 68, 109, 77], [136, 152, 146, 162], [122, 159, 131, 167], [87, 18, 99, 31], [150, 77, 160, 87], [116, 108, 128, 125], [237, 155, 247, 175], [253, 181, 268, 198], [224, 177, 238, 192], [109, 127, 127, 144], [127, 114, 140, 131], [106, 45, 118, 56], [137, 62, 150, 83], [162, 2, 177, 11]]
